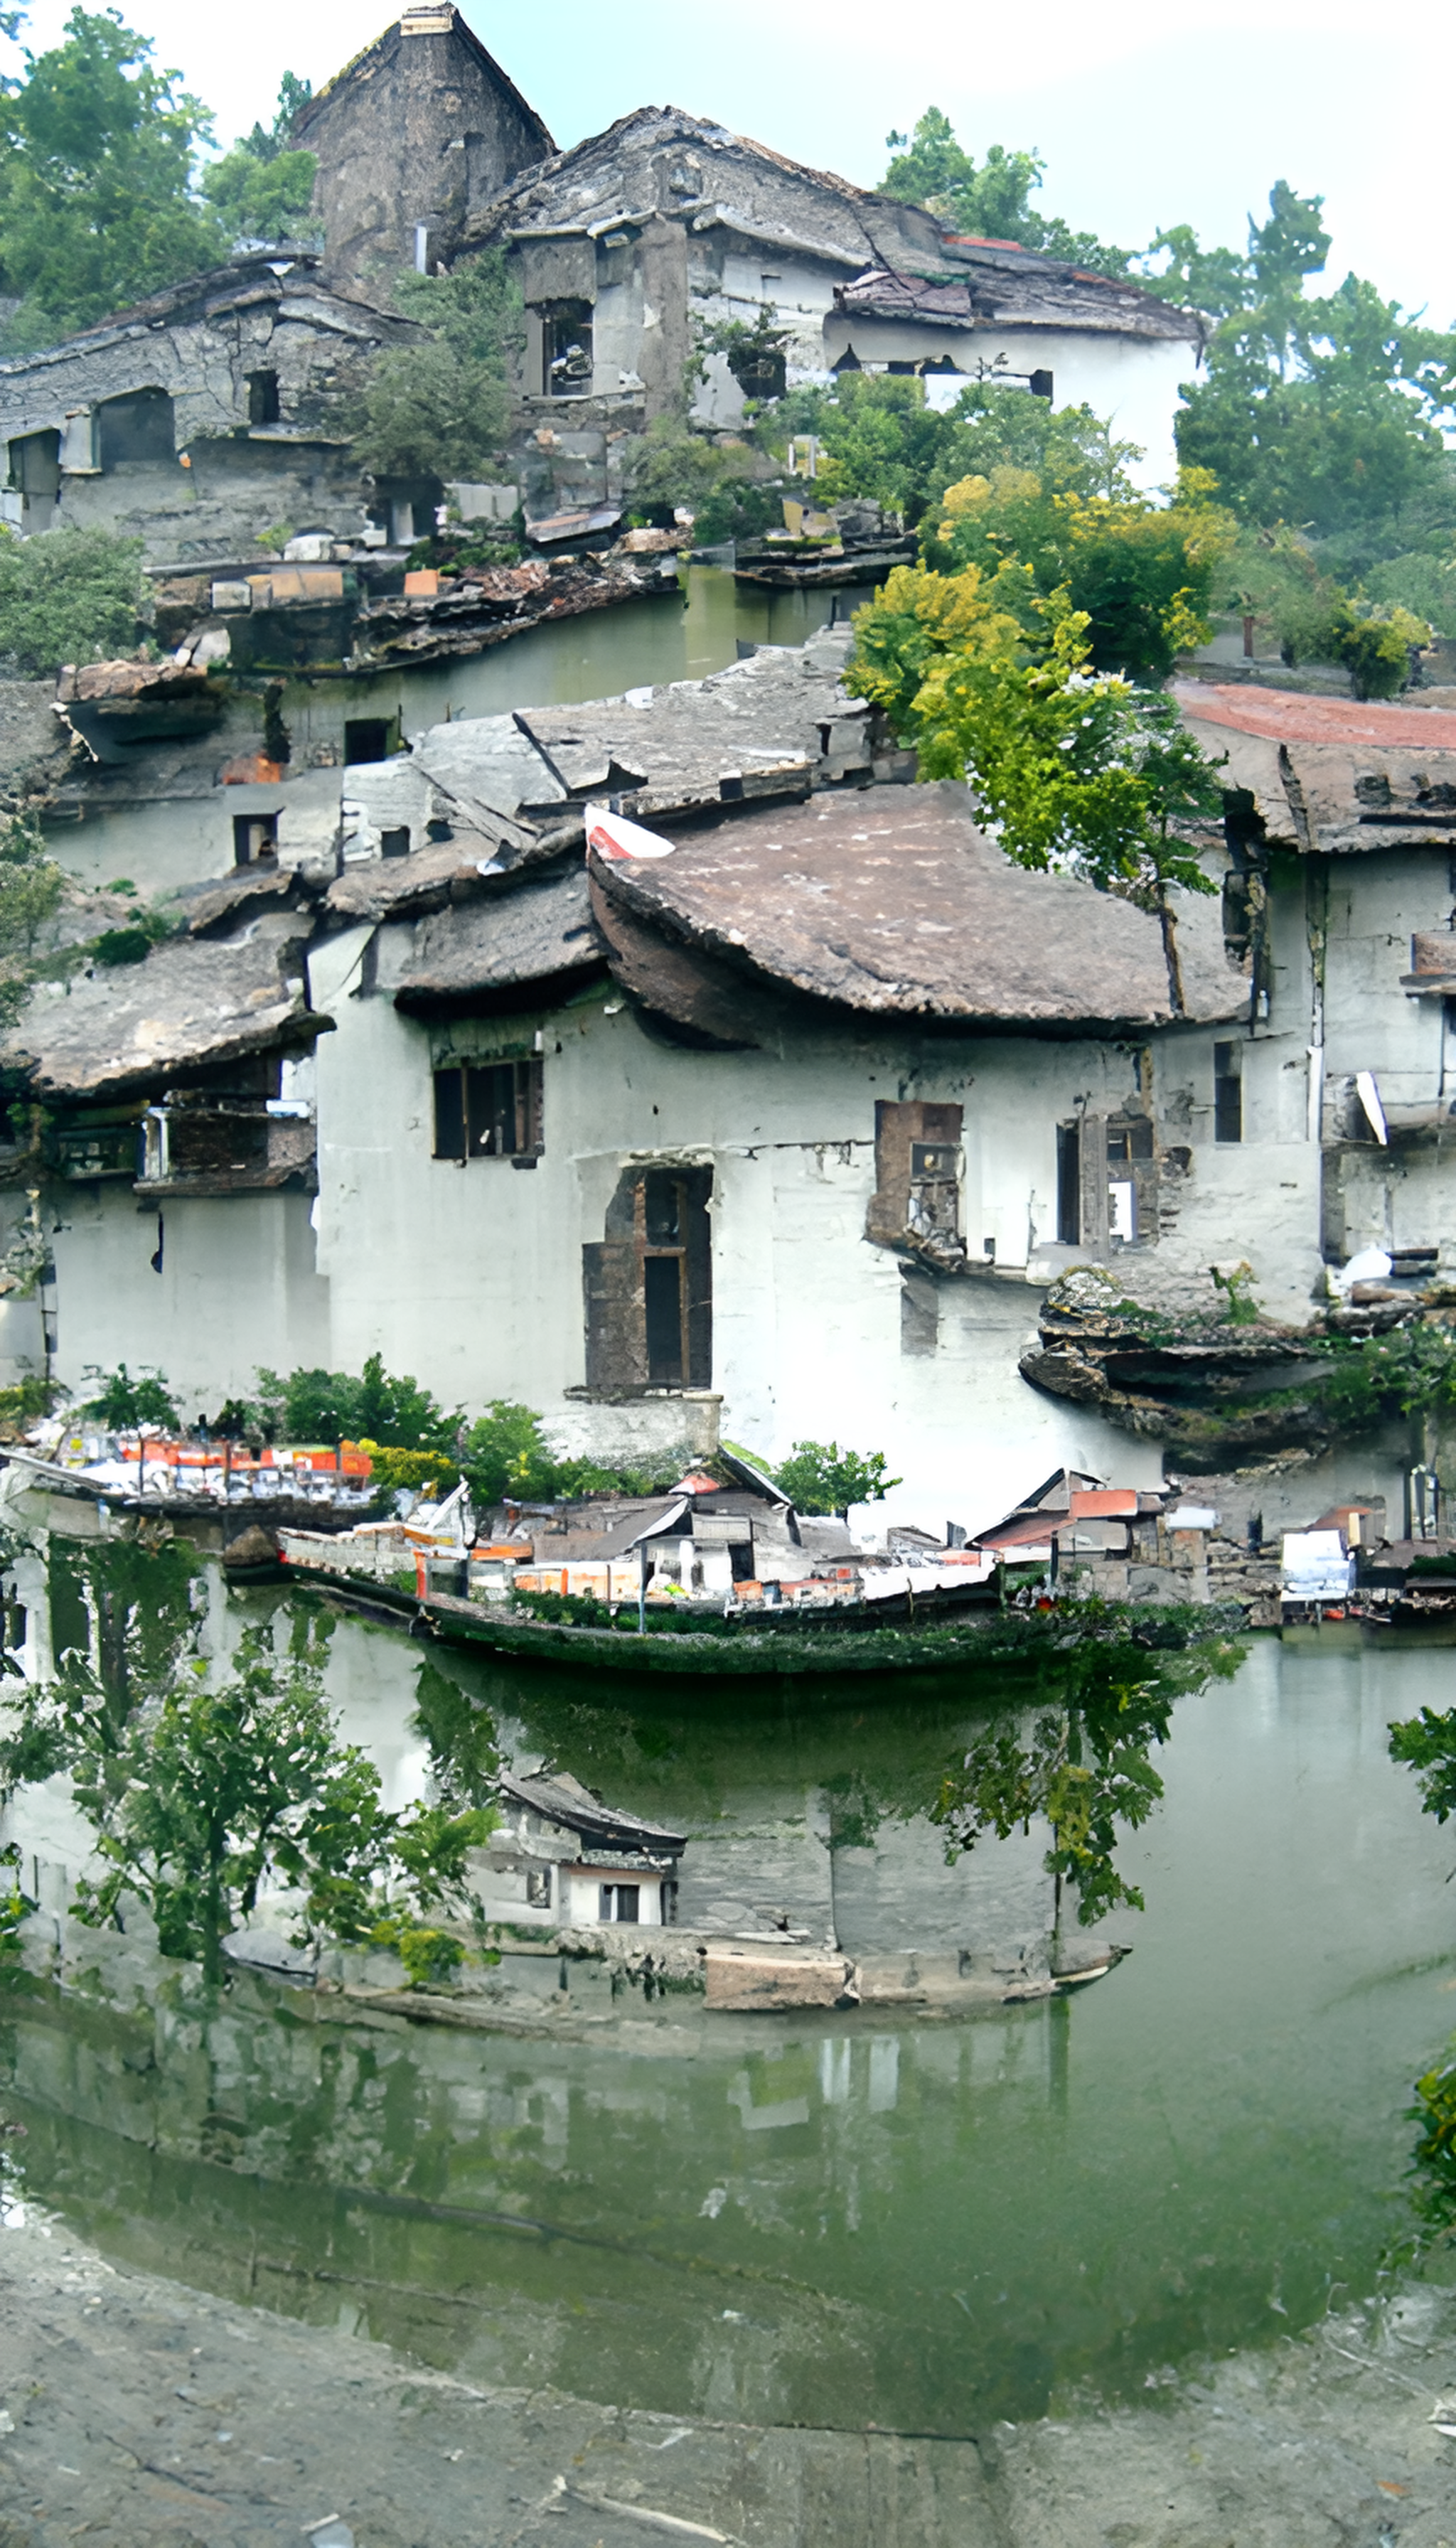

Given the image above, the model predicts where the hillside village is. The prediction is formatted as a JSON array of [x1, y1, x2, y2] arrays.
[[0, 4, 1452, 1553]]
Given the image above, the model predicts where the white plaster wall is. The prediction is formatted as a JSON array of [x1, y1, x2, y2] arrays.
[[820, 316, 1197, 490], [1322, 847, 1449, 1105], [44, 768, 341, 903], [306, 951, 1169, 1534], [48, 1183, 330, 1418]]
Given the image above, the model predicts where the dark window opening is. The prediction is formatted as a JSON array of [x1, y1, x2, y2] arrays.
[[432, 1059, 543, 1162], [232, 812, 278, 866], [1029, 369, 1054, 400], [247, 369, 281, 426], [1056, 1122, 1081, 1243], [886, 360, 917, 375], [1106, 1119, 1154, 1163], [584, 1163, 713, 1393], [1214, 1042, 1243, 1143], [727, 345, 786, 400], [344, 718, 392, 766], [96, 387, 176, 471], [380, 825, 410, 859], [599, 1882, 640, 1922], [644, 1253, 685, 1383], [525, 1867, 552, 1908], [9, 429, 60, 498], [543, 299, 594, 396]]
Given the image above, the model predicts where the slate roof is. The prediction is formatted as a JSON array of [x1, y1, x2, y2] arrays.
[[0, 915, 328, 1098], [496, 1767, 687, 1854], [0, 255, 410, 389], [587, 783, 1246, 1032], [837, 259, 1202, 346], [1174, 680, 1456, 853], [394, 866, 604, 1014]]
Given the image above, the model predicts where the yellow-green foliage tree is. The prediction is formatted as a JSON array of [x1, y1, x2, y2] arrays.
[[926, 465, 1233, 680], [847, 563, 1225, 1008]]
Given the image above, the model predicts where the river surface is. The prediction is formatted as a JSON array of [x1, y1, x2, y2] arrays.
[[3, 1569, 1455, 2439], [342, 563, 851, 732]]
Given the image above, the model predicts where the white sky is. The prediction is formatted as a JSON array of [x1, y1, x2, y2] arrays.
[[3, 0, 1453, 321]]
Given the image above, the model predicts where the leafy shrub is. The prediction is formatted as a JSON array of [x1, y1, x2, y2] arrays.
[[359, 1442, 451, 1498], [772, 1440, 902, 1516], [461, 1399, 562, 1504], [621, 415, 779, 545], [0, 525, 145, 677], [80, 1361, 179, 1430], [255, 1351, 458, 1450], [346, 254, 521, 484], [0, 818, 65, 995]]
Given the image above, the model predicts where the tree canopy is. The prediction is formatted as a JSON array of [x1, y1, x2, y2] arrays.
[[880, 109, 1127, 277], [343, 255, 522, 484], [0, 23, 315, 351]]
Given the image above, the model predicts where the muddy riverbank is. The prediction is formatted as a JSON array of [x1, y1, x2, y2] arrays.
[[1, 2201, 1454, 2547]]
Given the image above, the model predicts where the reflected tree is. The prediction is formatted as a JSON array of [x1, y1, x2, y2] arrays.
[[931, 1608, 1244, 1929]]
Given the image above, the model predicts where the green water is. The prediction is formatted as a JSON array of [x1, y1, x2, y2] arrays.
[[3, 1595, 1456, 2436], [338, 563, 852, 733]]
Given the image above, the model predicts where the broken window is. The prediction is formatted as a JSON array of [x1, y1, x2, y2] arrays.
[[95, 387, 176, 471], [1056, 1122, 1081, 1244], [525, 1867, 552, 1908], [232, 813, 278, 867], [543, 300, 594, 396], [343, 718, 392, 766], [8, 429, 60, 530], [247, 370, 281, 427], [867, 1101, 963, 1263], [583, 1164, 713, 1393], [1214, 1041, 1243, 1142], [432, 1059, 544, 1163]]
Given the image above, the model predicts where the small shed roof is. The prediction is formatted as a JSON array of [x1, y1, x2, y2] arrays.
[[496, 1767, 686, 1854], [0, 914, 326, 1098]]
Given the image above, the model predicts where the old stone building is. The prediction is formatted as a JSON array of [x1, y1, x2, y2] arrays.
[[294, 5, 555, 290], [462, 104, 1203, 508], [0, 254, 417, 564]]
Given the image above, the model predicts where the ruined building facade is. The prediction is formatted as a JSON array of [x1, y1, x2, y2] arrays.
[[294, 6, 555, 289]]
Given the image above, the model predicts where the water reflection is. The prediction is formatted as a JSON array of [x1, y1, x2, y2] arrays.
[[3, 1573, 1456, 2431], [338, 565, 852, 734]]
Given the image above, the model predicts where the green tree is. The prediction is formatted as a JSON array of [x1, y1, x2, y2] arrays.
[[773, 1440, 901, 1518], [928, 464, 1231, 679], [200, 71, 316, 247], [3, 1622, 496, 1985], [0, 525, 145, 678], [0, 816, 65, 992], [0, 9, 229, 349], [847, 566, 1222, 988], [80, 1361, 180, 1430], [761, 375, 1136, 533], [1155, 184, 1456, 538], [346, 254, 521, 483], [881, 107, 1128, 276]]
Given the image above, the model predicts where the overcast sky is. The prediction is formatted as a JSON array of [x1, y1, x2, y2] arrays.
[[4, 1, 1452, 321]]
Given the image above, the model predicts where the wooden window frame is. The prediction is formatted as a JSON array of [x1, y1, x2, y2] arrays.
[[432, 1057, 544, 1164]]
